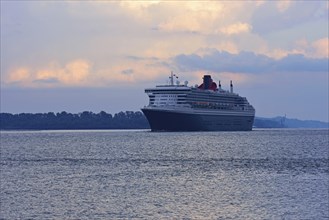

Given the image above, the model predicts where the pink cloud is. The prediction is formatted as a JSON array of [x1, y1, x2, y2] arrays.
[[311, 38, 329, 58], [219, 22, 252, 35], [4, 60, 92, 87]]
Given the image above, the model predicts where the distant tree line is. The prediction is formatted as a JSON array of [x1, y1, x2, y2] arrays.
[[253, 118, 284, 128], [0, 111, 150, 130], [1, 111, 303, 130]]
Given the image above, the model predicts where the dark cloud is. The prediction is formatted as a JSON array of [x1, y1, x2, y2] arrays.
[[126, 56, 145, 61], [174, 50, 328, 74], [33, 78, 60, 84], [276, 54, 328, 72], [121, 69, 134, 75], [126, 56, 159, 61]]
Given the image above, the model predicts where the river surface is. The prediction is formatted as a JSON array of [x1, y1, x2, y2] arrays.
[[1, 129, 328, 219]]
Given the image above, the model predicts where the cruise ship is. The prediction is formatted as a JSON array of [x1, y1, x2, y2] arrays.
[[141, 72, 255, 131]]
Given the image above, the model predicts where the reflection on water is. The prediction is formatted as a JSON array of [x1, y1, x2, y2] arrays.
[[1, 129, 328, 219]]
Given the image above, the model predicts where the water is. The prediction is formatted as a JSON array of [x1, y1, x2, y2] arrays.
[[1, 129, 328, 219]]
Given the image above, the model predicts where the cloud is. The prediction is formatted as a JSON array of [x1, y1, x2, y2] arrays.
[[310, 38, 329, 58], [174, 49, 328, 74], [96, 58, 170, 85], [150, 2, 257, 35], [276, 54, 328, 72], [266, 38, 329, 59], [4, 60, 92, 87], [121, 69, 134, 75], [33, 77, 60, 84], [219, 22, 252, 35], [1, 1, 328, 87], [174, 50, 270, 73], [276, 0, 292, 12], [157, 14, 203, 33], [294, 38, 329, 59], [34, 60, 92, 86], [252, 1, 328, 34], [3, 56, 172, 88], [5, 68, 31, 84]]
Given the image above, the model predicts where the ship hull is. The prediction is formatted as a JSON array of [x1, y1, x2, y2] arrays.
[[142, 108, 254, 131]]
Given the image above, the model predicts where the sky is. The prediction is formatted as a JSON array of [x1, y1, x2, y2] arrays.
[[1, 1, 328, 122]]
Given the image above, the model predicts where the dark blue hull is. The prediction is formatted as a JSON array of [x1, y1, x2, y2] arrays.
[[142, 108, 254, 131]]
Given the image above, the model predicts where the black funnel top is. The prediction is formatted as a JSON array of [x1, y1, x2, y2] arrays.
[[203, 75, 212, 89]]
